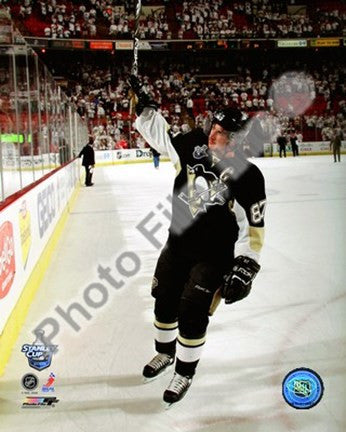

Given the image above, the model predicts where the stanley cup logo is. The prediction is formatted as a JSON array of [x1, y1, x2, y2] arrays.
[[21, 330, 58, 371]]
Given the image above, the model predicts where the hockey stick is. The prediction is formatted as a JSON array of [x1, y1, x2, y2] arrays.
[[132, 0, 142, 77], [129, 0, 142, 145]]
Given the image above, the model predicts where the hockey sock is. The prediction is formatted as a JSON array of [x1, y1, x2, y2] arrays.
[[154, 319, 178, 356], [175, 358, 199, 377], [175, 334, 206, 376]]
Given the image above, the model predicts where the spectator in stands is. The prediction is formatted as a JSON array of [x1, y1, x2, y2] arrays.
[[186, 96, 194, 119], [115, 135, 129, 149], [10, 0, 346, 40], [33, 41, 345, 148]]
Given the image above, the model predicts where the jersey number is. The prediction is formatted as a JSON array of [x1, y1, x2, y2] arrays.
[[250, 200, 266, 224]]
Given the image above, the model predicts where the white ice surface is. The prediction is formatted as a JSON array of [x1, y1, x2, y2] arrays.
[[0, 155, 345, 432]]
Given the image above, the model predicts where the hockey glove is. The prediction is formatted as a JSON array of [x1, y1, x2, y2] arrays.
[[128, 74, 158, 115], [222, 256, 260, 304]]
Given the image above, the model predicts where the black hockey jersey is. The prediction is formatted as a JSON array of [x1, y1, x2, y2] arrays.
[[135, 109, 266, 262]]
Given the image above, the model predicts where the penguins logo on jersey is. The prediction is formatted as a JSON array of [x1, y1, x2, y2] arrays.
[[193, 145, 208, 160], [178, 164, 228, 217]]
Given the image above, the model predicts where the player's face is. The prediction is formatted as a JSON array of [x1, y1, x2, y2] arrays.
[[208, 123, 234, 155]]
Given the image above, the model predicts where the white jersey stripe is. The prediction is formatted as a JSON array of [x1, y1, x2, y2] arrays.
[[233, 199, 262, 262]]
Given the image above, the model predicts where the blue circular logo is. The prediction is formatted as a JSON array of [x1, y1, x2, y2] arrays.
[[282, 368, 324, 409]]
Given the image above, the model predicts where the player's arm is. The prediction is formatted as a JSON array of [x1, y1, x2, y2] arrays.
[[78, 147, 84, 158], [232, 165, 266, 263], [135, 107, 180, 166], [128, 75, 180, 166], [222, 164, 266, 304]]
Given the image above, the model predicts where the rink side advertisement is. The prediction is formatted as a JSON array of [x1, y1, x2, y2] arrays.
[[0, 160, 79, 335]]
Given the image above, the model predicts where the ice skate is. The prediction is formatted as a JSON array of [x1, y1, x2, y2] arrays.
[[163, 372, 193, 407], [142, 353, 174, 383]]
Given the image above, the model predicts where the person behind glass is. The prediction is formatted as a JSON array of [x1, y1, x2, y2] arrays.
[[290, 131, 299, 156], [330, 130, 342, 162], [78, 135, 95, 186], [129, 75, 266, 405], [296, 130, 303, 148], [151, 146, 161, 169], [277, 133, 287, 158]]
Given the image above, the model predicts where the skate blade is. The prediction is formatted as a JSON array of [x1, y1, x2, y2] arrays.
[[162, 397, 184, 409], [163, 401, 174, 410], [142, 364, 173, 384]]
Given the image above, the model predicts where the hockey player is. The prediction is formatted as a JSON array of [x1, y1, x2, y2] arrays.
[[129, 75, 266, 405]]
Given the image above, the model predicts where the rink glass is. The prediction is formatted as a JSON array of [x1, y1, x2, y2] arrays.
[[0, 8, 87, 201]]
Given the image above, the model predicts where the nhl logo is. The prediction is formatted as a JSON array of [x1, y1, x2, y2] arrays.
[[294, 380, 311, 398], [21, 373, 39, 391]]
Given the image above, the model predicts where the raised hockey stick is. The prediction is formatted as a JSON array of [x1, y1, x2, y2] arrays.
[[132, 0, 142, 77], [129, 0, 142, 143]]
